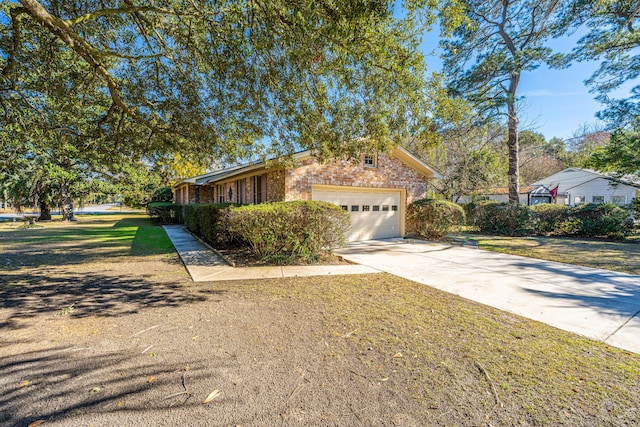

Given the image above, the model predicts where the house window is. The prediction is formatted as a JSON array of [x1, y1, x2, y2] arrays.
[[217, 185, 224, 203], [612, 195, 626, 205], [382, 205, 389, 211], [340, 205, 348, 211], [362, 205, 370, 211], [574, 195, 585, 205], [372, 205, 380, 211], [391, 205, 398, 211], [592, 195, 605, 204], [364, 154, 377, 168], [253, 175, 263, 204], [228, 187, 233, 202], [237, 180, 244, 204], [351, 205, 359, 212]]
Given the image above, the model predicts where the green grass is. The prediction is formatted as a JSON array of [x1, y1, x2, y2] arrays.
[[448, 232, 640, 275], [0, 214, 174, 269]]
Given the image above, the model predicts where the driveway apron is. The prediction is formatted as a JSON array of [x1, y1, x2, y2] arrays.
[[336, 240, 640, 354]]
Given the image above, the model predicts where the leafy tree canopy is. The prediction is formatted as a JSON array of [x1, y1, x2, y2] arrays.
[[1, 0, 448, 164], [587, 119, 640, 175], [564, 0, 640, 128]]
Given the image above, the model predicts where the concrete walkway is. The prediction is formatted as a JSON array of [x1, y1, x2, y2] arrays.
[[163, 225, 378, 282], [335, 240, 640, 355]]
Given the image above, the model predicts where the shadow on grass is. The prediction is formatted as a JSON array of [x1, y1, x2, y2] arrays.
[[0, 271, 214, 326], [1, 216, 175, 270], [0, 346, 209, 427]]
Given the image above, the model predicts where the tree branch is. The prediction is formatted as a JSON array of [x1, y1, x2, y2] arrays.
[[18, 0, 168, 134], [2, 6, 28, 80], [66, 6, 196, 26]]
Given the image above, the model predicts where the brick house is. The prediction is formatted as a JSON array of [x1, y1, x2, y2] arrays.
[[174, 147, 440, 241]]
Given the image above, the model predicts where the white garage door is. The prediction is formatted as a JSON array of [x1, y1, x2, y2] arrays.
[[312, 187, 401, 241]]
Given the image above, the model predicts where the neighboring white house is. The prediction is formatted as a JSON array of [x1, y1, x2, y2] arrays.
[[531, 168, 640, 207]]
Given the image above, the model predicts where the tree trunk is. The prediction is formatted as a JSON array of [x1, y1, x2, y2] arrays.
[[507, 73, 520, 203], [38, 199, 51, 220], [60, 180, 75, 221]]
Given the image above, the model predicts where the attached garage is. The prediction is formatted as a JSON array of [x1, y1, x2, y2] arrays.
[[176, 147, 441, 242], [312, 186, 404, 241]]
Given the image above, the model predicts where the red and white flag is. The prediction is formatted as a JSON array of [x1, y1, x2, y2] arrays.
[[549, 185, 559, 200]]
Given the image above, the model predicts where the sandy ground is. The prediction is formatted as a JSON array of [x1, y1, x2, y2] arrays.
[[1, 254, 425, 427]]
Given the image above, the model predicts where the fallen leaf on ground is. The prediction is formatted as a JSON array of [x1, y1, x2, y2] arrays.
[[19, 380, 30, 388], [203, 389, 221, 403], [28, 421, 45, 427], [147, 376, 155, 383]]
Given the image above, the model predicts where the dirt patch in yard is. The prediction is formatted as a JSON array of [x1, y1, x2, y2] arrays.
[[2, 215, 640, 426]]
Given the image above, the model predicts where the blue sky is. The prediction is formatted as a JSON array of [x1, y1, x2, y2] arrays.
[[417, 27, 632, 142]]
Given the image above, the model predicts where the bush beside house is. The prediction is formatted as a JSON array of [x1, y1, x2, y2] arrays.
[[529, 204, 570, 235], [226, 201, 350, 263], [149, 200, 350, 263], [183, 203, 238, 246], [147, 202, 183, 225], [562, 203, 630, 239], [472, 202, 533, 236], [407, 199, 465, 239], [631, 197, 639, 220], [464, 201, 631, 239]]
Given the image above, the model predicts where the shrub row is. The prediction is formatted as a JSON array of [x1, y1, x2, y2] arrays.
[[470, 201, 533, 236], [149, 200, 350, 263], [466, 201, 631, 239], [226, 201, 350, 263], [407, 199, 465, 239], [147, 202, 183, 225], [407, 198, 631, 240], [183, 203, 238, 246]]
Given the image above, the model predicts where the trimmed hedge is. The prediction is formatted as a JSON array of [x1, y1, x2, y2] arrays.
[[407, 198, 465, 239], [563, 203, 630, 239], [530, 203, 570, 235], [631, 197, 640, 219], [473, 202, 534, 236], [147, 202, 183, 225], [226, 200, 350, 263], [464, 201, 630, 239], [183, 203, 236, 245], [463, 200, 498, 228]]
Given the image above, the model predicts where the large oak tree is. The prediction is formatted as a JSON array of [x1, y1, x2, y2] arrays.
[[2, 0, 437, 164]]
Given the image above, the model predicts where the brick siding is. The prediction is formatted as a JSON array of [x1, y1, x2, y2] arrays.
[[179, 152, 428, 206], [266, 170, 285, 202], [285, 153, 427, 203]]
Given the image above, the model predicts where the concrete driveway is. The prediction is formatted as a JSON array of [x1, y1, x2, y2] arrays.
[[336, 240, 640, 354]]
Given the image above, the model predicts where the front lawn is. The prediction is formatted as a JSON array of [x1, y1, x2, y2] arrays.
[[1, 214, 639, 425], [448, 232, 640, 275]]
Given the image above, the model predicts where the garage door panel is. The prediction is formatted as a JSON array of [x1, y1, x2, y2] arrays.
[[312, 188, 401, 241]]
